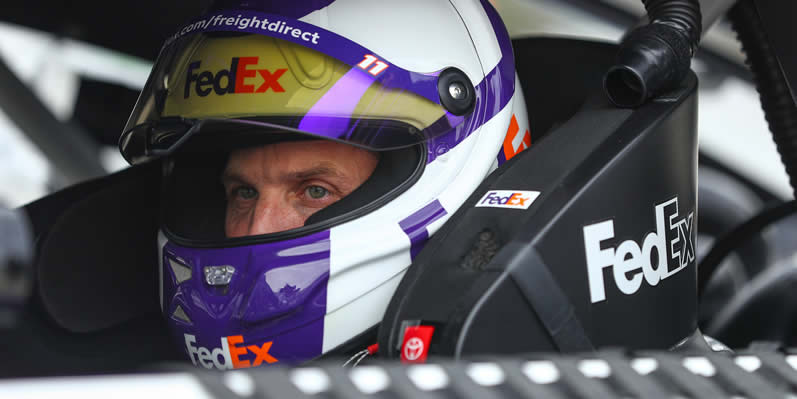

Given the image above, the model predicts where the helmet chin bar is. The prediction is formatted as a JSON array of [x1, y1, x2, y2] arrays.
[[159, 229, 332, 368]]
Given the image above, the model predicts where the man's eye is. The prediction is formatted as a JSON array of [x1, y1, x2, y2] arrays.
[[306, 185, 328, 199], [233, 186, 258, 200]]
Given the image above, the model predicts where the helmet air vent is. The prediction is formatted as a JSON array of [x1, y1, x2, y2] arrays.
[[169, 258, 192, 284], [172, 305, 192, 324]]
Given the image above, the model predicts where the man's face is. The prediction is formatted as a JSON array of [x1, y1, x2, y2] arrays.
[[221, 140, 379, 237]]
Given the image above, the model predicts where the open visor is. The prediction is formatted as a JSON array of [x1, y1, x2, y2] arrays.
[[121, 32, 458, 163], [159, 141, 423, 245]]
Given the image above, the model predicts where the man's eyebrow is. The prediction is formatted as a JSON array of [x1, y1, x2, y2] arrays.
[[286, 165, 344, 180], [221, 164, 345, 185]]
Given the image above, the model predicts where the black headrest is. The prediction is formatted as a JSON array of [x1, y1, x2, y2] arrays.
[[24, 161, 162, 333]]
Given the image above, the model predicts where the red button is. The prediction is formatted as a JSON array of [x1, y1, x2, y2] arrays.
[[400, 325, 435, 363]]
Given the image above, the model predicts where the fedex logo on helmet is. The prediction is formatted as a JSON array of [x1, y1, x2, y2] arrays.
[[184, 57, 287, 98], [184, 333, 278, 370], [476, 190, 540, 210], [583, 197, 695, 303]]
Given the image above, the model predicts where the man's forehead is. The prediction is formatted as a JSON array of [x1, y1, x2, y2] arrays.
[[224, 158, 345, 179], [223, 140, 367, 180]]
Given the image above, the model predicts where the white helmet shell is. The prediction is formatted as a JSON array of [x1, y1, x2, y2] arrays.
[[131, 0, 531, 368]]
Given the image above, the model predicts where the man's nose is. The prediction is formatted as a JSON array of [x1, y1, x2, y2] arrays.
[[247, 196, 305, 236]]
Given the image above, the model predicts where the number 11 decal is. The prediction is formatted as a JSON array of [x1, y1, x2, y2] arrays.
[[357, 54, 389, 76]]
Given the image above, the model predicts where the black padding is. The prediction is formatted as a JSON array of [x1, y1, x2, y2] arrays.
[[72, 78, 140, 146], [164, 153, 228, 241], [513, 37, 617, 139], [0, 310, 181, 377], [176, 126, 316, 155], [33, 161, 162, 332]]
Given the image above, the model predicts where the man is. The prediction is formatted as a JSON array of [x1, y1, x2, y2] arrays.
[[222, 141, 379, 237], [115, 0, 530, 369]]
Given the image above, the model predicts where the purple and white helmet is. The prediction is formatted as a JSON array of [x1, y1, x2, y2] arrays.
[[120, 0, 530, 369]]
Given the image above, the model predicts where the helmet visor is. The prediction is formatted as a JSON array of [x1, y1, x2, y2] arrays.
[[121, 32, 456, 163]]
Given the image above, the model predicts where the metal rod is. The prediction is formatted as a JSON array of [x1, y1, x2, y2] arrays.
[[698, 0, 739, 35], [0, 54, 106, 187]]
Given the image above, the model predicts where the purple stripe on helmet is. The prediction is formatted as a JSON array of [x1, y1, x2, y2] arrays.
[[165, 10, 440, 104], [399, 200, 448, 260], [162, 230, 330, 366], [497, 149, 508, 166], [210, 0, 336, 18], [298, 67, 374, 134], [446, 112, 466, 128], [425, 0, 516, 163], [481, 0, 516, 101]]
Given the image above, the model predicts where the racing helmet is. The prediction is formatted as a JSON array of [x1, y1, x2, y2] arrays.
[[120, 0, 530, 369]]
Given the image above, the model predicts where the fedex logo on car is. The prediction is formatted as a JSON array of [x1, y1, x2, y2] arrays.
[[583, 197, 695, 303], [184, 57, 287, 98], [184, 333, 278, 370], [476, 190, 540, 210]]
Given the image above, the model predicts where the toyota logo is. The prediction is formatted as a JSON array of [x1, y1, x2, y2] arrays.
[[403, 337, 425, 361]]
